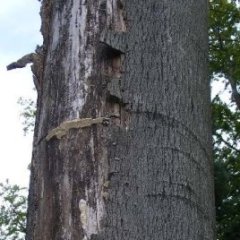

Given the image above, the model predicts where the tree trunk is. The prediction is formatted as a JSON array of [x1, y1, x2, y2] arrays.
[[26, 0, 215, 239]]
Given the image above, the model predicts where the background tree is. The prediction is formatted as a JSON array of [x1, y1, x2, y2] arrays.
[[0, 180, 27, 240], [209, 0, 240, 239]]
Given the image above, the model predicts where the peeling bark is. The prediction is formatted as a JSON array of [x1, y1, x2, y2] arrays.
[[26, 1, 215, 240]]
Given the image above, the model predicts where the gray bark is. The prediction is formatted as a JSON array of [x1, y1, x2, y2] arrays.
[[26, 0, 215, 239]]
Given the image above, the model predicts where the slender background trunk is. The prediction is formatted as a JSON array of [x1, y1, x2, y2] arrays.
[[26, 0, 215, 239]]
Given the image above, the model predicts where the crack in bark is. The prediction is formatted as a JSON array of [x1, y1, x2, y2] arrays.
[[159, 146, 210, 177], [145, 193, 209, 221], [132, 110, 212, 162]]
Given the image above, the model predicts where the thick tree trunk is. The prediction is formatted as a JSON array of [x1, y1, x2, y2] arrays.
[[26, 0, 215, 239]]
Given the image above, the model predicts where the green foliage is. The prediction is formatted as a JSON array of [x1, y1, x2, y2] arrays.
[[0, 180, 27, 240], [209, 0, 240, 79], [212, 97, 240, 239], [210, 1, 240, 238], [17, 97, 36, 135]]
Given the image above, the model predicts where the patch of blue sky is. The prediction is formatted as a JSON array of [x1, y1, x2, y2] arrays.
[[0, 0, 42, 63]]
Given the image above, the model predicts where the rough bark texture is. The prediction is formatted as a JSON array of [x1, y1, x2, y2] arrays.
[[26, 0, 215, 239]]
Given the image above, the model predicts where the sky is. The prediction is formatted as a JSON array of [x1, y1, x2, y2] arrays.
[[0, 0, 42, 187]]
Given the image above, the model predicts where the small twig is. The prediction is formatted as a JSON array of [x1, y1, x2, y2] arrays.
[[215, 132, 240, 154], [227, 75, 240, 110]]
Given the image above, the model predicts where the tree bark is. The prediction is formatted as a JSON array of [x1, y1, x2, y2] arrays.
[[26, 0, 215, 239]]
